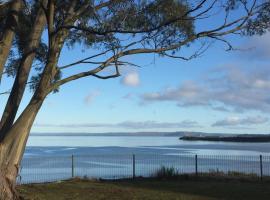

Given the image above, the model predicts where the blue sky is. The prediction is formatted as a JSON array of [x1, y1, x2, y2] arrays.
[[1, 4, 270, 134], [1, 33, 270, 134], [31, 33, 270, 134]]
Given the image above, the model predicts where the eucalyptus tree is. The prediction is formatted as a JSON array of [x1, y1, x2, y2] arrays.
[[246, 0, 270, 35], [0, 0, 268, 199], [0, 0, 21, 84]]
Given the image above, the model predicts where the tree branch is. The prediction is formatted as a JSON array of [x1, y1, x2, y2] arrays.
[[58, 49, 112, 70], [56, 0, 210, 36], [49, 1, 259, 92], [0, 90, 10, 95]]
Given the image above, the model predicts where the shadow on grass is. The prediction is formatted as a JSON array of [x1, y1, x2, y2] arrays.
[[19, 176, 270, 200], [103, 176, 270, 200]]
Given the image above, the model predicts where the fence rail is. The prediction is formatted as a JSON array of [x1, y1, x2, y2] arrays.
[[18, 154, 270, 184]]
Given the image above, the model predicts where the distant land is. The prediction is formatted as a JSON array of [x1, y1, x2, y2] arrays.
[[31, 131, 205, 137], [180, 135, 270, 143], [31, 131, 270, 139]]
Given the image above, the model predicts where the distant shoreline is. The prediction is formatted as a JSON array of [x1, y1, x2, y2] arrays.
[[180, 136, 270, 143], [31, 132, 270, 140]]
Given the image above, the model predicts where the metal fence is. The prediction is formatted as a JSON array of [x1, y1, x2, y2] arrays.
[[18, 154, 270, 184]]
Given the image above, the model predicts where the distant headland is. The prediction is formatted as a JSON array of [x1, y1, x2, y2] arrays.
[[180, 134, 270, 143], [31, 131, 270, 143]]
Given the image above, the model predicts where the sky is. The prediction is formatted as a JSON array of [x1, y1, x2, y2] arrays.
[[0, 3, 270, 134]]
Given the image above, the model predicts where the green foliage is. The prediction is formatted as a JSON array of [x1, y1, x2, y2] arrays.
[[226, 0, 270, 35], [4, 52, 20, 77], [246, 1, 270, 35], [1, 0, 195, 94], [4, 1, 48, 79], [65, 0, 194, 51], [29, 67, 62, 93], [1, 0, 269, 95], [29, 73, 42, 93]]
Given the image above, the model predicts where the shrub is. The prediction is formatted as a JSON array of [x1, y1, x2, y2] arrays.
[[152, 166, 179, 179], [227, 171, 257, 177]]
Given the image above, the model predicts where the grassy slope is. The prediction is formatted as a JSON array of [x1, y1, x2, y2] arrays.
[[18, 178, 270, 200]]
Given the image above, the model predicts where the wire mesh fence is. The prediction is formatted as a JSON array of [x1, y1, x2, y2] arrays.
[[18, 154, 270, 184], [19, 155, 72, 184], [73, 154, 133, 179], [197, 155, 262, 177]]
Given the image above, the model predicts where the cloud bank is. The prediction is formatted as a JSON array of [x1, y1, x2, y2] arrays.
[[141, 66, 270, 113], [35, 120, 201, 129], [212, 116, 268, 127]]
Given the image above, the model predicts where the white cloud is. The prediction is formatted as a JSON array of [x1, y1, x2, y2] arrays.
[[117, 120, 201, 129], [121, 72, 140, 87], [84, 90, 100, 105], [212, 116, 268, 127], [143, 81, 209, 106], [253, 79, 270, 89], [241, 32, 270, 60], [141, 65, 270, 113]]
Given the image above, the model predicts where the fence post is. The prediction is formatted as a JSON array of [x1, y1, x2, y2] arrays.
[[195, 154, 198, 176], [132, 154, 136, 179], [260, 155, 263, 181], [71, 154, 74, 178]]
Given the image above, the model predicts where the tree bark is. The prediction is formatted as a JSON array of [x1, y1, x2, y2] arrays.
[[0, 5, 46, 141], [0, 97, 44, 200], [0, 0, 21, 84], [0, 14, 66, 200], [0, 2, 75, 199]]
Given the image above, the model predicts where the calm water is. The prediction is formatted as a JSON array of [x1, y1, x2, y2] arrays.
[[20, 135, 270, 184], [26, 135, 270, 156]]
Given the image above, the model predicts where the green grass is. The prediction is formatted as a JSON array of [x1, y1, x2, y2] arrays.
[[18, 178, 270, 200]]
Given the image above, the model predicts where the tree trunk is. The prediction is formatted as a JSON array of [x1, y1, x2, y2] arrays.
[[0, 0, 21, 83], [0, 4, 46, 140], [0, 162, 20, 200], [0, 97, 44, 200]]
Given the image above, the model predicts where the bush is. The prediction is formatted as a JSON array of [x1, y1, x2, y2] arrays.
[[152, 166, 179, 179], [207, 169, 258, 178], [208, 168, 225, 176], [227, 171, 257, 177]]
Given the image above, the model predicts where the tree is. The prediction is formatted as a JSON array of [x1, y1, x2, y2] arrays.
[[0, 0, 21, 84], [0, 0, 268, 199], [245, 0, 270, 35]]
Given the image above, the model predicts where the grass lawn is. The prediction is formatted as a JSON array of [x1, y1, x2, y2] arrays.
[[18, 178, 270, 200]]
